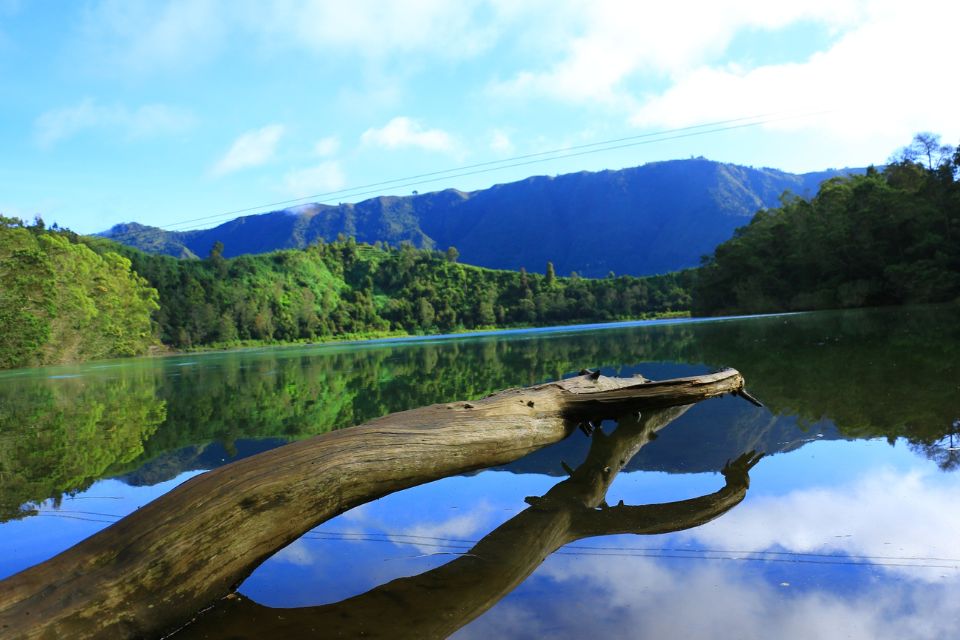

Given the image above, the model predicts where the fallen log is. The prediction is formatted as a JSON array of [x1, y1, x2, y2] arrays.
[[175, 407, 762, 639], [0, 369, 747, 639]]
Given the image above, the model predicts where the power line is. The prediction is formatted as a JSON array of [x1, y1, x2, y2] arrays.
[[162, 110, 830, 231], [162, 112, 779, 230], [307, 529, 960, 563], [302, 530, 959, 571], [29, 512, 959, 571]]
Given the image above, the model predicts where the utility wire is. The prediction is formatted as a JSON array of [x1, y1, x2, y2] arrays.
[[162, 112, 779, 230], [28, 511, 958, 570], [162, 110, 829, 232], [302, 530, 959, 570]]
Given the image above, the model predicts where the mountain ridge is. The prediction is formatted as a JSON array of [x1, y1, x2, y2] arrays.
[[101, 158, 859, 277]]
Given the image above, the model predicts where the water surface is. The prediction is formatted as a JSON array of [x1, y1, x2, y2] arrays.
[[1, 305, 958, 638]]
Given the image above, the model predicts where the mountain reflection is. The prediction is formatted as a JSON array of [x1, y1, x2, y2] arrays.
[[174, 408, 762, 639]]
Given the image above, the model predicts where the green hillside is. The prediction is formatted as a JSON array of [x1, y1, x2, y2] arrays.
[[100, 236, 692, 349], [0, 217, 159, 369], [693, 136, 960, 315], [0, 216, 693, 369]]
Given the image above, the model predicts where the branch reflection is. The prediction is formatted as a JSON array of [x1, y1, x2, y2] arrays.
[[176, 407, 762, 639]]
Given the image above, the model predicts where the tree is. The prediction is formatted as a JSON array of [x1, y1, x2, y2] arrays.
[[475, 292, 496, 326], [0, 241, 55, 368], [445, 246, 459, 263], [545, 261, 556, 286], [895, 132, 954, 171], [417, 297, 435, 329], [207, 241, 227, 277]]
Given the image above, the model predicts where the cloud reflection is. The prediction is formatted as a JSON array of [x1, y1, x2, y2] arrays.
[[457, 554, 960, 640], [682, 467, 960, 582], [273, 539, 319, 567], [400, 502, 497, 553]]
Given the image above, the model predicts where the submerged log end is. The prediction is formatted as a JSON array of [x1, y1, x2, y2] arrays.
[[734, 388, 764, 408]]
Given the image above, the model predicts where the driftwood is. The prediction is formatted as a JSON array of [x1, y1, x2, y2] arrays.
[[175, 407, 762, 639], [0, 369, 747, 639]]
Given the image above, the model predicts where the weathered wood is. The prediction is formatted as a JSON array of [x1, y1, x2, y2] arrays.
[[0, 369, 745, 640], [175, 408, 762, 639]]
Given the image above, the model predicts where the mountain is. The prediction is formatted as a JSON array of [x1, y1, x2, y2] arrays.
[[101, 158, 857, 277]]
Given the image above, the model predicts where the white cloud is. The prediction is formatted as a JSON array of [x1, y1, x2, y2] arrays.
[[283, 161, 346, 196], [488, 0, 867, 106], [52, 1, 957, 175], [211, 124, 285, 177], [34, 98, 195, 147], [629, 1, 960, 149], [274, 538, 319, 566], [313, 136, 340, 157], [361, 116, 456, 153]]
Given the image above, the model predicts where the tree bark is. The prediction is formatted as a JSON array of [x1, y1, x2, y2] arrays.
[[0, 369, 746, 640]]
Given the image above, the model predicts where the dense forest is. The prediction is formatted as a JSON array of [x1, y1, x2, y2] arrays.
[[0, 217, 159, 369], [0, 218, 692, 367], [694, 134, 960, 315], [99, 236, 692, 349]]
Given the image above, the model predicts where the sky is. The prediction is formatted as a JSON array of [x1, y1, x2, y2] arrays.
[[1, 0, 958, 234]]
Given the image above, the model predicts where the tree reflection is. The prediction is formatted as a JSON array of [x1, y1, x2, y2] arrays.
[[682, 305, 960, 453], [910, 419, 960, 471], [2, 303, 957, 522], [174, 408, 762, 639], [0, 372, 166, 521], [126, 303, 960, 478]]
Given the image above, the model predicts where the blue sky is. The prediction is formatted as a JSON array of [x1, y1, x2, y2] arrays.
[[1, 0, 957, 234]]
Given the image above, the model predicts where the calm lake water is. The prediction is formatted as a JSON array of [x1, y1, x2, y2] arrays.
[[1, 305, 959, 638]]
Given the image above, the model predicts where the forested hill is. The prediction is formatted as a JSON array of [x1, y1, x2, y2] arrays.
[[0, 217, 158, 369], [693, 137, 960, 315], [1, 216, 693, 368], [101, 158, 856, 277], [105, 238, 693, 349]]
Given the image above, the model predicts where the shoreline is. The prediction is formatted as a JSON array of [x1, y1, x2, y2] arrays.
[[0, 309, 806, 377]]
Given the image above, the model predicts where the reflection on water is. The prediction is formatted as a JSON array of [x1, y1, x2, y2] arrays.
[[1, 305, 959, 638], [454, 451, 960, 640], [1, 304, 957, 523], [0, 372, 166, 520], [175, 408, 762, 639], [458, 553, 960, 640]]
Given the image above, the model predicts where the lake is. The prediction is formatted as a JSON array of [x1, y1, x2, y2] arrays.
[[1, 304, 958, 638]]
